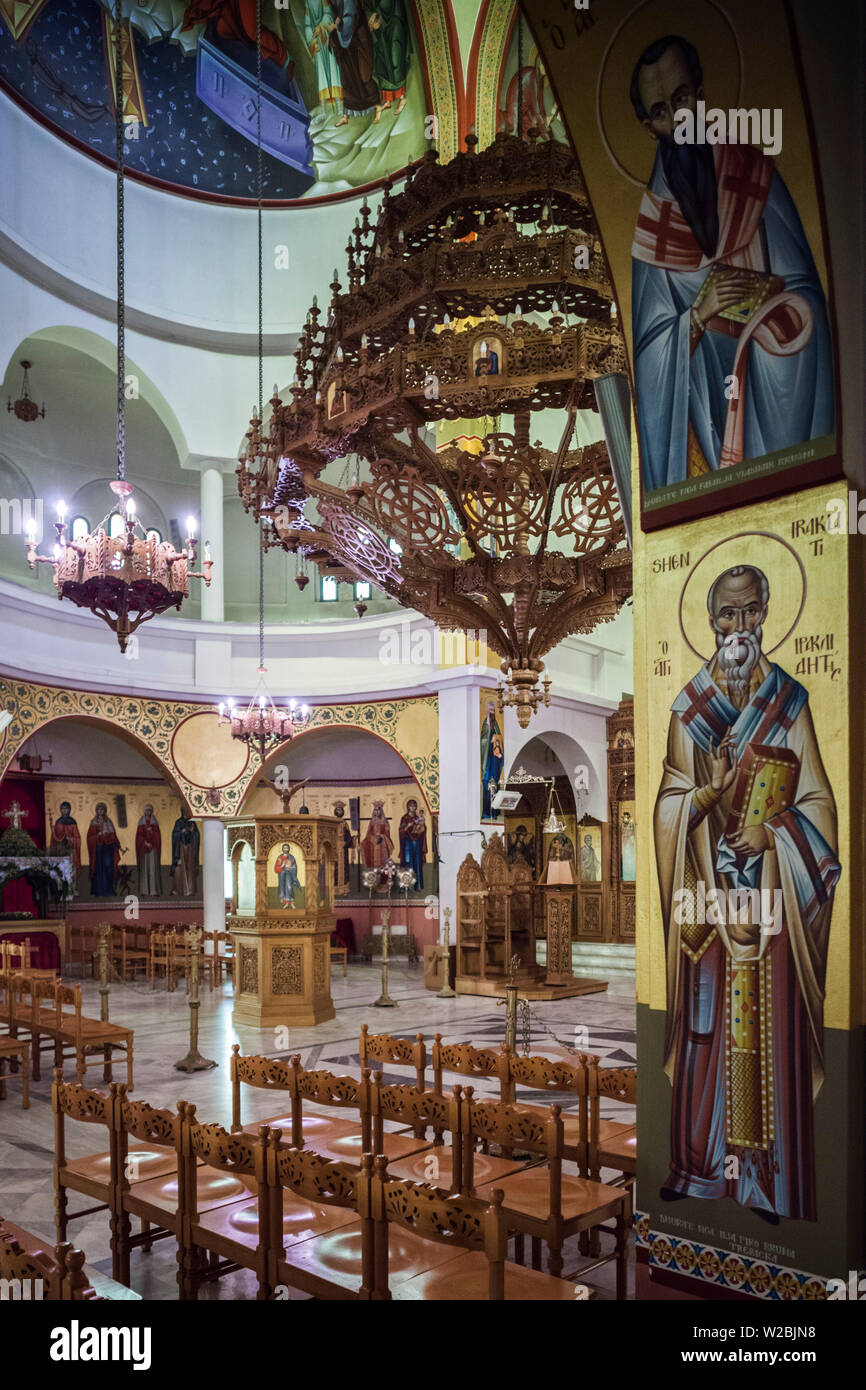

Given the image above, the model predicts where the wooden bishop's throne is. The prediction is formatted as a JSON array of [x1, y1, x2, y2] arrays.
[[454, 834, 603, 1000]]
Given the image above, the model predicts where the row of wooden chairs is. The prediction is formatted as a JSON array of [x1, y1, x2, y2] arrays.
[[229, 1049, 628, 1286], [0, 971, 133, 1086], [67, 923, 234, 990], [0, 1220, 108, 1301], [52, 1073, 593, 1300], [358, 1026, 637, 1185]]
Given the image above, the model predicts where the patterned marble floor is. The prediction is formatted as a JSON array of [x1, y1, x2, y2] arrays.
[[0, 961, 636, 1300]]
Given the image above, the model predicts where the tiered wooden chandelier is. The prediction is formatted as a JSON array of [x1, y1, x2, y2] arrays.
[[236, 128, 632, 726]]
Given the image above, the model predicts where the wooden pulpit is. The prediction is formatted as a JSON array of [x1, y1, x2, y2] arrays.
[[226, 814, 341, 1028]]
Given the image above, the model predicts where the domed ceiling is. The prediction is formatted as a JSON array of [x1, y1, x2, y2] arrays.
[[0, 0, 565, 202]]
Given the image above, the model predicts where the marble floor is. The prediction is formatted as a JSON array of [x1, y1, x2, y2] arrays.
[[0, 961, 636, 1300]]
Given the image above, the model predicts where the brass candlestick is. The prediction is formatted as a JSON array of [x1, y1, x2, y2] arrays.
[[436, 906, 456, 998], [97, 924, 111, 1022], [175, 928, 217, 1072], [374, 906, 397, 1008]]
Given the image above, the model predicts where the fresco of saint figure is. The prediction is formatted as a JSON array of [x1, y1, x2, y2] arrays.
[[323, 0, 379, 125], [654, 563, 840, 1221], [398, 798, 426, 890], [135, 805, 162, 896], [368, 0, 412, 119], [361, 801, 393, 870], [87, 803, 122, 898], [170, 810, 200, 898], [51, 802, 81, 869], [630, 35, 833, 496], [480, 700, 504, 820]]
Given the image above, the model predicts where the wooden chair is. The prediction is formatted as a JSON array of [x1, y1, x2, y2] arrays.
[[216, 931, 235, 989], [431, 1034, 505, 1096], [67, 924, 96, 979], [371, 1160, 586, 1301], [52, 1072, 115, 1249], [503, 1050, 593, 1170], [430, 1035, 506, 1141], [0, 1223, 107, 1301], [109, 925, 148, 982], [330, 943, 348, 977], [148, 928, 173, 990], [0, 938, 31, 971], [359, 1025, 427, 1090], [0, 1037, 29, 1108], [0, 968, 13, 1036], [263, 1131, 373, 1300], [458, 1085, 628, 1292], [368, 1075, 526, 1193], [45, 982, 133, 1088], [113, 1091, 186, 1286], [197, 933, 220, 993], [9, 973, 57, 1078], [230, 1046, 295, 1136], [588, 1063, 637, 1188], [178, 1112, 268, 1300], [287, 1058, 373, 1163]]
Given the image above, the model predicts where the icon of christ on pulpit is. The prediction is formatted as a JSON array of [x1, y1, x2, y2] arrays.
[[654, 564, 841, 1223]]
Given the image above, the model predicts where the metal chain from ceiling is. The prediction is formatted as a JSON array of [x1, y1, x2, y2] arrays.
[[113, 0, 125, 481]]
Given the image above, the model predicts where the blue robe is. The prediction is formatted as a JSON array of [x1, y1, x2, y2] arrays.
[[633, 149, 834, 492]]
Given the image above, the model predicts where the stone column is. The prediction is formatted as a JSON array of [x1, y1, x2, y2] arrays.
[[200, 467, 224, 622], [201, 817, 226, 936], [437, 681, 484, 944]]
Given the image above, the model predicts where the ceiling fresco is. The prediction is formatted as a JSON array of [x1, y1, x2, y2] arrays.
[[0, 0, 563, 203]]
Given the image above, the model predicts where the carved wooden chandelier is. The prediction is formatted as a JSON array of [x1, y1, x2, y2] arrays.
[[236, 129, 632, 726]]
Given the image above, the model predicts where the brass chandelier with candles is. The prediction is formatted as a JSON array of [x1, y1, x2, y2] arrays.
[[23, 0, 213, 651], [236, 124, 632, 727]]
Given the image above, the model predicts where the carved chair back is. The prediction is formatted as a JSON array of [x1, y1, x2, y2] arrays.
[[458, 1084, 563, 1199], [371, 1157, 508, 1299], [0, 1226, 105, 1301], [51, 1070, 113, 1172], [115, 1089, 180, 1195], [369, 1073, 455, 1162], [289, 1057, 372, 1151], [359, 1025, 426, 1091], [431, 1035, 507, 1098], [230, 1045, 292, 1132], [183, 1108, 260, 1223], [263, 1131, 370, 1295]]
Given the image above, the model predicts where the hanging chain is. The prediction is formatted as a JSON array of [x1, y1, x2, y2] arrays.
[[114, 0, 126, 480], [255, 0, 265, 671], [520, 998, 531, 1056], [517, 13, 524, 141]]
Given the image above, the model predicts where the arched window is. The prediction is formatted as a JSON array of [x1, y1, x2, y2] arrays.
[[145, 528, 162, 545], [108, 513, 125, 539], [321, 576, 339, 602], [354, 581, 371, 601], [71, 515, 89, 542], [388, 537, 403, 555]]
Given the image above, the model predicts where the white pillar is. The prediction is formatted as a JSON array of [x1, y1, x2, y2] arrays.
[[437, 682, 484, 943], [200, 467, 224, 622], [202, 817, 225, 936]]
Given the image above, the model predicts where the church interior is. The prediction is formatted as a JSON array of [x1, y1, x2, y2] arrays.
[[0, 0, 863, 1345]]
